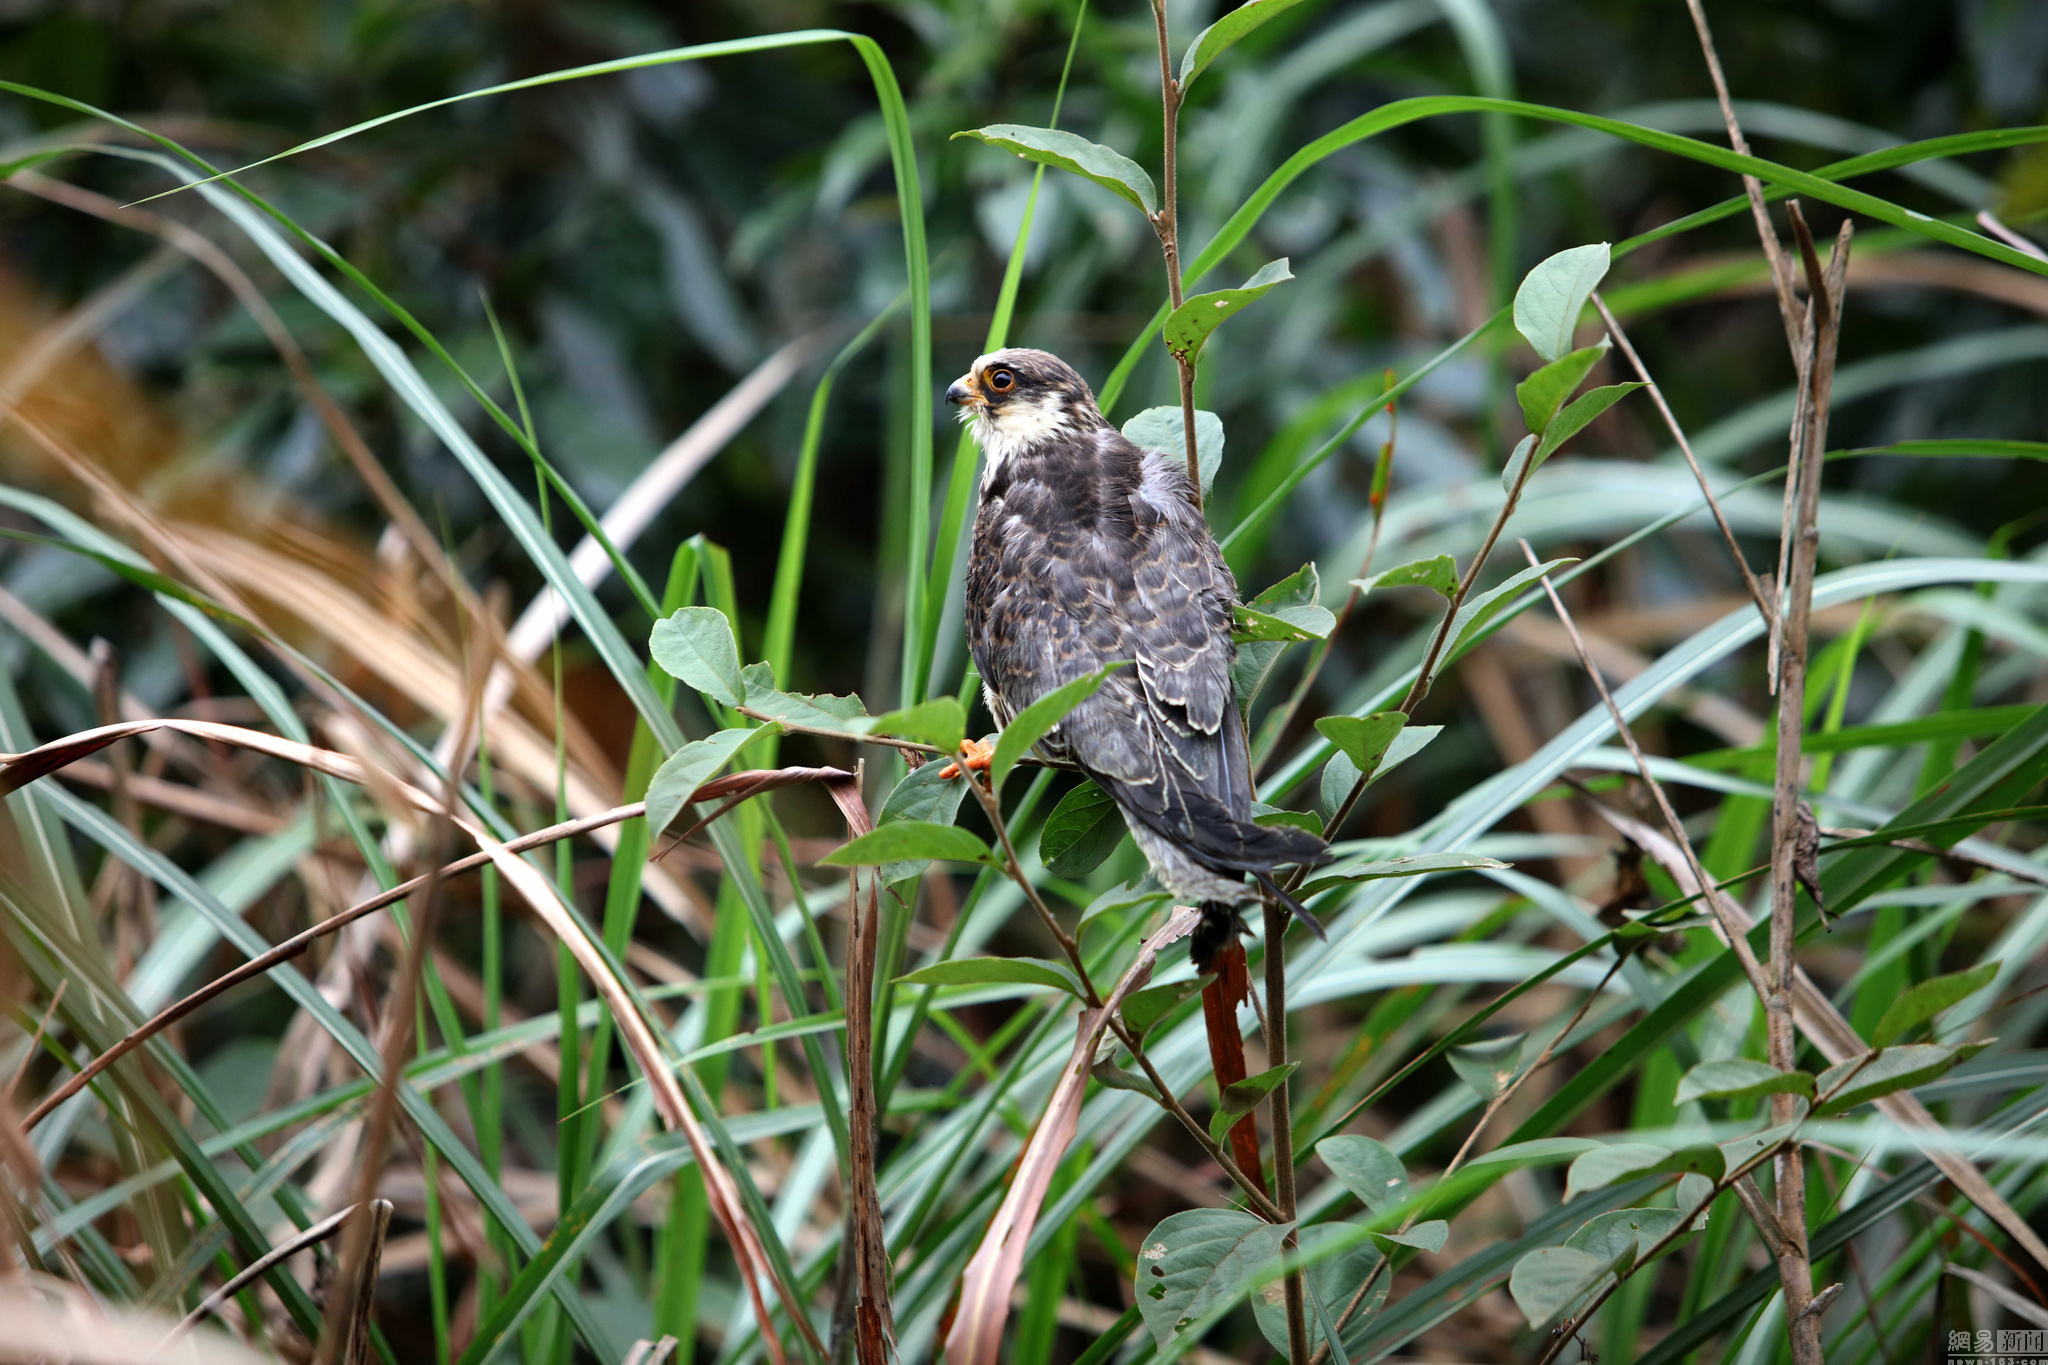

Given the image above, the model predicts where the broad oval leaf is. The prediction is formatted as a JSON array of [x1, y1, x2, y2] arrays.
[[1163, 259, 1292, 367], [1814, 1042, 1987, 1116], [1317, 751, 1361, 823], [1178, 0, 1311, 88], [1565, 1206, 1687, 1269], [1122, 407, 1225, 493], [1136, 1208, 1294, 1347], [1210, 1062, 1299, 1144], [1232, 602, 1332, 643], [991, 663, 1123, 792], [953, 124, 1155, 214], [1513, 242, 1611, 362], [648, 605, 744, 706], [1449, 1034, 1524, 1102], [1515, 340, 1610, 434], [895, 955, 1083, 998], [1039, 780, 1129, 879], [1532, 381, 1646, 463], [1122, 975, 1208, 1040], [741, 684, 869, 730], [1316, 712, 1405, 773], [1233, 562, 1320, 714], [821, 819, 991, 868], [1439, 559, 1579, 672], [1674, 1058, 1816, 1108], [1318, 1134, 1409, 1215], [1510, 1246, 1615, 1330], [857, 696, 965, 754], [875, 758, 970, 885], [1371, 1219, 1449, 1254], [1355, 554, 1457, 599], [1251, 1220, 1385, 1356], [1872, 960, 2000, 1045], [644, 724, 769, 834], [1565, 1141, 1724, 1201]]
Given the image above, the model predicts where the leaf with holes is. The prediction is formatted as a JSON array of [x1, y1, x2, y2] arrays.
[[1354, 554, 1457, 599], [821, 820, 992, 868], [1040, 781, 1128, 879], [895, 956, 1083, 998], [1318, 1134, 1409, 1215], [953, 124, 1155, 214], [1674, 1058, 1816, 1108], [991, 663, 1124, 792], [649, 605, 744, 706], [1872, 961, 2000, 1045], [1232, 602, 1332, 643], [644, 724, 769, 834], [1513, 242, 1610, 361], [1209, 1063, 1298, 1145], [1163, 259, 1292, 367], [1233, 563, 1320, 714], [1135, 1208, 1294, 1347], [1122, 407, 1225, 494], [1516, 341, 1610, 433], [1565, 1142, 1724, 1201]]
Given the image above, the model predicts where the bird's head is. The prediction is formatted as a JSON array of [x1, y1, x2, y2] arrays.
[[946, 348, 1101, 474]]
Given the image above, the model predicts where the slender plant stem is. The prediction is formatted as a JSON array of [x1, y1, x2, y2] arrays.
[[1113, 1018, 1287, 1221], [1261, 901, 1310, 1365], [1147, 0, 1202, 510]]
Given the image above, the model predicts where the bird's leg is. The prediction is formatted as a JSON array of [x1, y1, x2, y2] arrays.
[[937, 736, 995, 781]]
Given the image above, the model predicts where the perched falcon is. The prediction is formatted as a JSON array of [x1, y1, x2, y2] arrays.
[[949, 347, 1332, 947]]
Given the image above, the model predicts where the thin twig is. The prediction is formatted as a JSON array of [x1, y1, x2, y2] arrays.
[[1112, 1018, 1287, 1222], [1261, 900, 1310, 1365], [1146, 0, 1202, 510], [962, 773, 1095, 1004], [1591, 293, 1774, 627]]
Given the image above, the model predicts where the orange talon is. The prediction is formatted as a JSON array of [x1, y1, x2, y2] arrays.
[[938, 736, 996, 780]]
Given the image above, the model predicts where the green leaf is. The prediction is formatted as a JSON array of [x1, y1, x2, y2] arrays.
[[1231, 601, 1335, 643], [821, 820, 992, 868], [1440, 559, 1578, 669], [857, 696, 965, 754], [1500, 434, 1537, 495], [1531, 382, 1645, 463], [1162, 259, 1293, 367], [643, 725, 768, 834], [1565, 1142, 1725, 1201], [1122, 407, 1225, 494], [1317, 752, 1361, 823], [1122, 976, 1208, 1040], [1091, 1060, 1160, 1099], [1719, 1109, 1807, 1174], [1674, 1059, 1817, 1108], [1136, 1208, 1294, 1347], [1353, 554, 1457, 599], [1566, 1206, 1689, 1268], [874, 758, 971, 885], [1509, 1246, 1618, 1329], [1251, 1221, 1385, 1357], [1210, 1063, 1299, 1145], [1515, 341, 1610, 433], [953, 124, 1155, 214], [1814, 1042, 1987, 1115], [1077, 881, 1174, 939], [1513, 242, 1611, 361], [1318, 1134, 1409, 1215], [648, 605, 744, 706], [1177, 0, 1311, 88], [741, 681, 870, 731], [1232, 563, 1320, 714], [1299, 852, 1509, 897], [1040, 781, 1129, 879], [992, 663, 1123, 792], [1252, 804, 1324, 836], [1371, 1219, 1448, 1254], [1316, 712, 1406, 772], [1871, 960, 2000, 1045], [895, 955, 1084, 998], [1448, 1034, 1524, 1102]]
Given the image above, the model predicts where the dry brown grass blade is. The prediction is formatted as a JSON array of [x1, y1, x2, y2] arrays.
[[1587, 800, 2048, 1271], [19, 765, 844, 1133], [821, 768, 894, 1364], [943, 904, 1202, 1365], [460, 815, 813, 1365]]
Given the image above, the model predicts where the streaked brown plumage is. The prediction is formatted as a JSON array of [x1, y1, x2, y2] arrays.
[[949, 347, 1330, 942]]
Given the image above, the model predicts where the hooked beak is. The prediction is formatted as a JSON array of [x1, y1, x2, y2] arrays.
[[946, 374, 980, 407]]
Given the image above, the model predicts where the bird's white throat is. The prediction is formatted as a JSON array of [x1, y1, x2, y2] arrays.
[[963, 390, 1073, 490]]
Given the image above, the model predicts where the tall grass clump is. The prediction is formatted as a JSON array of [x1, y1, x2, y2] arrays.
[[2, 1, 2047, 1362]]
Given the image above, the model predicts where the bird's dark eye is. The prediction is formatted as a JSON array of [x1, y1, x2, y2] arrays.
[[987, 367, 1016, 392]]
